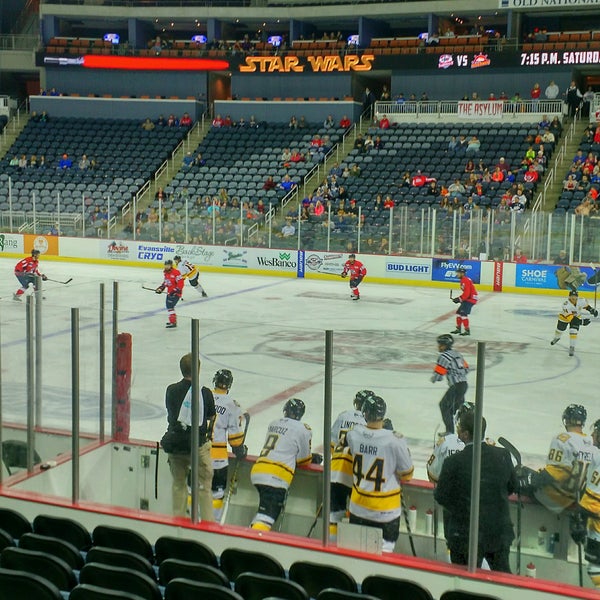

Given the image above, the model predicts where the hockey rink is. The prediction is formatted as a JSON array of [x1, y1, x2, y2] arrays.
[[0, 256, 598, 479]]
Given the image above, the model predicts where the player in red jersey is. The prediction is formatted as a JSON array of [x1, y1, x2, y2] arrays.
[[341, 253, 367, 300], [156, 259, 184, 328], [13, 249, 47, 301], [451, 266, 478, 336]]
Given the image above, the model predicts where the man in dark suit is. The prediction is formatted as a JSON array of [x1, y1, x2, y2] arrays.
[[434, 410, 517, 572]]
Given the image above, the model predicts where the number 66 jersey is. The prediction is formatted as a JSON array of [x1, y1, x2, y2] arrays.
[[346, 425, 414, 522]]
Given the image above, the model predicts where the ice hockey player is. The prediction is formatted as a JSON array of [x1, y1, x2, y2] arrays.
[[427, 402, 475, 483], [156, 259, 184, 328], [346, 394, 414, 552], [14, 249, 47, 301], [572, 418, 600, 589], [329, 390, 371, 541], [550, 289, 598, 356], [173, 255, 208, 297], [451, 266, 478, 336], [534, 404, 594, 513], [210, 369, 248, 522], [431, 334, 469, 434], [341, 253, 367, 300], [250, 398, 322, 531]]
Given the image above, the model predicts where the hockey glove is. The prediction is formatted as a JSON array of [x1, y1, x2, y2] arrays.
[[233, 444, 248, 460], [583, 319, 591, 326], [569, 510, 587, 545], [452, 297, 461, 304], [41, 274, 48, 281], [515, 465, 541, 497], [591, 308, 599, 318], [341, 272, 347, 278], [311, 453, 323, 465], [383, 418, 394, 431], [155, 286, 164, 294]]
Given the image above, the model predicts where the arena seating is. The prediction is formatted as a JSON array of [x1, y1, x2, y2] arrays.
[[0, 507, 453, 600], [0, 117, 187, 218]]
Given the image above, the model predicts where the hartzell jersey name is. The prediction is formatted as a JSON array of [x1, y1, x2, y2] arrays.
[[251, 417, 312, 489]]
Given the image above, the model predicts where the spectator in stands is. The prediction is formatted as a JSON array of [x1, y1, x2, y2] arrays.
[[379, 114, 390, 129], [339, 115, 351, 129], [288, 115, 298, 129], [180, 112, 193, 127], [566, 81, 583, 119], [58, 153, 72, 169], [530, 82, 541, 110], [538, 114, 551, 130], [290, 148, 305, 163], [29, 155, 37, 168], [372, 135, 384, 151], [222, 115, 233, 127], [511, 185, 528, 212], [298, 116, 308, 129], [383, 194, 395, 209], [249, 115, 259, 128], [141, 117, 155, 131], [378, 237, 389, 254], [38, 110, 49, 123], [280, 217, 296, 237], [38, 155, 47, 169], [349, 163, 361, 177], [212, 114, 224, 127], [541, 128, 555, 145], [575, 198, 593, 217], [323, 114, 335, 129], [466, 135, 481, 156], [280, 148, 292, 166], [279, 175, 296, 192], [364, 134, 374, 152], [17, 154, 27, 169], [363, 87, 376, 116], [373, 194, 384, 212], [78, 154, 90, 170], [151, 36, 163, 55], [513, 248, 527, 263], [167, 114, 179, 127], [523, 164, 539, 184], [155, 114, 166, 127], [354, 133, 366, 153], [182, 152, 194, 169], [550, 116, 562, 138], [155, 187, 168, 204], [456, 135, 468, 155], [491, 166, 504, 183], [447, 136, 458, 153], [545, 80, 559, 100], [464, 159, 475, 174], [194, 153, 206, 167], [448, 178, 465, 196], [380, 84, 391, 101]]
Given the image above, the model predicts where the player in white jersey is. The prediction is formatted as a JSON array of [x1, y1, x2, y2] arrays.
[[210, 369, 248, 521], [550, 290, 598, 356], [427, 402, 475, 483], [346, 395, 414, 552], [534, 404, 594, 513], [329, 390, 371, 541], [571, 419, 600, 588], [173, 255, 208, 297], [250, 398, 322, 531]]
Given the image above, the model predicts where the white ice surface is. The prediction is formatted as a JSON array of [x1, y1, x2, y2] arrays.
[[1, 257, 598, 479]]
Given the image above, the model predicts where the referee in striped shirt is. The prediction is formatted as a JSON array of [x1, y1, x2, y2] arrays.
[[431, 334, 469, 434]]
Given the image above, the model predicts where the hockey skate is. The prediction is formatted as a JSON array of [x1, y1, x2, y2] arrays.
[[569, 346, 575, 356], [201, 291, 208, 297], [550, 337, 560, 345], [451, 328, 461, 334], [460, 329, 471, 336], [165, 322, 177, 329], [13, 294, 22, 302], [351, 294, 360, 300]]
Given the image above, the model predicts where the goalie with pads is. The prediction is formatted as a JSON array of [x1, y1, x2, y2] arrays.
[[550, 290, 598, 356], [341, 253, 366, 300]]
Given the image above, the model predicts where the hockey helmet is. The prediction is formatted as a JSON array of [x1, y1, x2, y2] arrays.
[[173, 255, 182, 262], [592, 419, 600, 444], [354, 389, 375, 411], [164, 259, 173, 267], [362, 395, 386, 422], [562, 404, 587, 427], [31, 249, 40, 257], [283, 398, 305, 420], [213, 369, 233, 390], [456, 266, 466, 274], [348, 253, 356, 260], [436, 334, 454, 348], [569, 289, 579, 297]]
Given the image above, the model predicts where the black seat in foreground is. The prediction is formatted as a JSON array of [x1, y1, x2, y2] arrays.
[[154, 535, 218, 567], [164, 577, 244, 600], [361, 574, 434, 600], [33, 514, 92, 551], [317, 590, 380, 600], [289, 560, 358, 598], [69, 583, 148, 600], [158, 558, 230, 587], [440, 591, 502, 600], [0, 566, 62, 600], [234, 572, 309, 600], [219, 547, 285, 581], [79, 563, 162, 600], [0, 508, 32, 540], [92, 525, 154, 563], [19, 532, 84, 570]]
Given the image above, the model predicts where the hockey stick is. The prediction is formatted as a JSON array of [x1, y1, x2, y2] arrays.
[[46, 277, 72, 285], [450, 289, 453, 300], [498, 436, 522, 575], [220, 412, 251, 525], [401, 486, 417, 557], [142, 285, 185, 301], [306, 502, 323, 538]]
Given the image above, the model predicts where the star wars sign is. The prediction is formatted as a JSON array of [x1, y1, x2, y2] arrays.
[[239, 54, 374, 73]]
